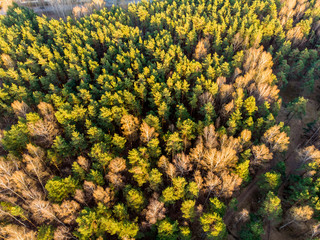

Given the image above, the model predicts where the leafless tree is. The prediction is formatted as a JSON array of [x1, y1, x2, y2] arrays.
[[298, 145, 320, 165], [143, 193, 166, 225], [11, 101, 30, 118], [280, 205, 314, 230], [194, 38, 209, 60], [29, 200, 64, 225], [262, 125, 290, 152], [106, 172, 125, 188], [193, 170, 203, 192], [1, 53, 15, 69], [121, 114, 139, 141], [202, 125, 218, 149], [77, 156, 90, 171], [53, 200, 80, 225], [108, 157, 126, 173], [93, 186, 114, 206], [54, 226, 74, 240], [27, 119, 59, 147], [0, 224, 36, 240], [251, 144, 273, 166], [189, 142, 204, 164], [236, 209, 250, 223], [74, 189, 86, 205], [23, 144, 49, 192], [11, 171, 42, 200], [204, 171, 221, 196], [219, 171, 242, 198], [140, 122, 158, 143], [173, 153, 192, 175]]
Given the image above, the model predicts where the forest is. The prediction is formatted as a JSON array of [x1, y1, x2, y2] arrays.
[[0, 0, 319, 239]]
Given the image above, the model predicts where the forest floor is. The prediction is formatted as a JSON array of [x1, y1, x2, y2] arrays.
[[225, 79, 320, 240]]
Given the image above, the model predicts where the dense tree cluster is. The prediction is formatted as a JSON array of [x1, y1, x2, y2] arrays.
[[0, 0, 319, 239]]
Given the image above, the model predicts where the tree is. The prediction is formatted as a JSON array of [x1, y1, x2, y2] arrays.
[[244, 96, 258, 116], [149, 168, 163, 191], [53, 226, 73, 240], [0, 224, 36, 240], [93, 186, 114, 206], [0, 202, 29, 227], [236, 209, 250, 224], [23, 144, 49, 192], [113, 203, 128, 221], [209, 198, 226, 216], [162, 177, 187, 204], [286, 97, 308, 123], [259, 191, 282, 222], [1, 0, 320, 238], [178, 119, 196, 150], [239, 218, 265, 240]]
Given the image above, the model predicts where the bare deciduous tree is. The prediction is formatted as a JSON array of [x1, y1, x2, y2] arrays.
[[53, 200, 80, 225], [173, 152, 192, 175], [204, 171, 221, 196], [106, 172, 125, 188], [143, 193, 166, 225], [11, 171, 42, 200], [202, 125, 218, 149], [108, 157, 126, 173], [140, 122, 158, 143], [77, 156, 90, 171], [121, 114, 139, 141], [29, 200, 62, 225], [54, 226, 73, 240], [194, 38, 209, 60], [93, 186, 114, 206], [219, 171, 242, 198], [11, 101, 30, 118], [74, 189, 86, 205], [298, 145, 320, 165], [0, 224, 36, 240], [27, 119, 59, 147], [236, 209, 250, 223], [262, 125, 290, 152], [189, 142, 204, 164], [1, 53, 15, 69], [251, 144, 273, 166], [23, 144, 49, 192], [194, 170, 203, 191], [280, 205, 314, 230]]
